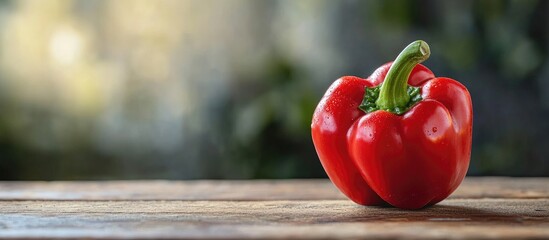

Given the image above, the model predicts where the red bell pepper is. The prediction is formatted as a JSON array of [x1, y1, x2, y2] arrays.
[[311, 40, 472, 209]]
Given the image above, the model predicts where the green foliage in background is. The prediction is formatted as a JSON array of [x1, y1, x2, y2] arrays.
[[0, 0, 548, 179]]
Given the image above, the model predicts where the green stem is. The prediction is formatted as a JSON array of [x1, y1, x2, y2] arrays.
[[375, 40, 430, 110]]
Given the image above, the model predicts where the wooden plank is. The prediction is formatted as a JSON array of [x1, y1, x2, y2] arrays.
[[0, 177, 547, 201], [455, 177, 549, 199], [0, 179, 342, 201], [0, 199, 547, 239]]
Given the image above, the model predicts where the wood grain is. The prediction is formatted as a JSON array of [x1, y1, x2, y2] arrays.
[[0, 177, 547, 239], [0, 177, 547, 200], [0, 199, 547, 239]]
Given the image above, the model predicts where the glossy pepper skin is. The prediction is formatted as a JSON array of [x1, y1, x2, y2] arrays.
[[311, 41, 472, 209]]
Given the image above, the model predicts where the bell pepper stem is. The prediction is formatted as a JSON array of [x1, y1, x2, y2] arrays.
[[376, 40, 430, 110]]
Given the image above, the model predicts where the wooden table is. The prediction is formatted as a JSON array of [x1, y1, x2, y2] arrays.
[[0, 177, 547, 239]]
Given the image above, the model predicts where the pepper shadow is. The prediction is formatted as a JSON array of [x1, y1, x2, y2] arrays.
[[311, 202, 546, 224]]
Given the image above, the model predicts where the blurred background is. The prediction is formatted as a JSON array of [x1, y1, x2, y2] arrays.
[[0, 0, 547, 180]]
